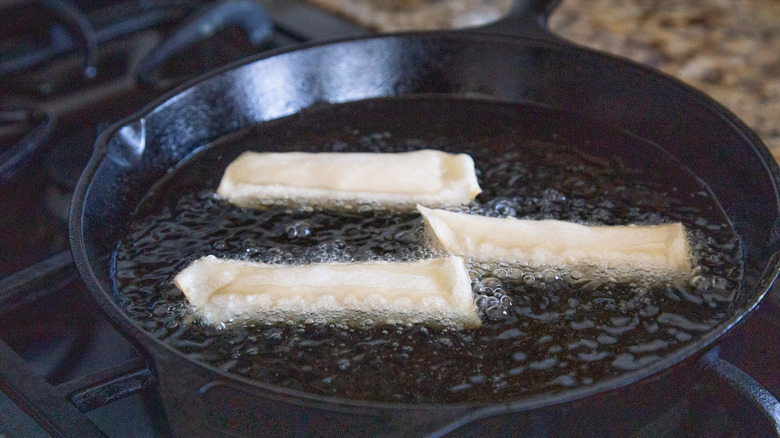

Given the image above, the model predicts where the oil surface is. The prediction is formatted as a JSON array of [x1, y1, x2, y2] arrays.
[[114, 98, 741, 403]]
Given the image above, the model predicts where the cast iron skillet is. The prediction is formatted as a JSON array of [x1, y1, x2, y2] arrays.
[[70, 0, 780, 436]]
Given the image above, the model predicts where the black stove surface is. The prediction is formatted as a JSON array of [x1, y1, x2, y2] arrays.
[[0, 0, 363, 276], [1, 1, 779, 436]]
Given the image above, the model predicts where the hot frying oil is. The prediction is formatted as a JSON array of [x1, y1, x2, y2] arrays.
[[113, 99, 741, 403]]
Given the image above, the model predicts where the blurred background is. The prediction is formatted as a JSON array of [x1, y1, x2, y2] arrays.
[[304, 0, 780, 160]]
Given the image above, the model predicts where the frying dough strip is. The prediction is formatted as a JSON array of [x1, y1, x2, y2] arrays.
[[216, 150, 481, 209], [418, 206, 691, 281], [173, 255, 481, 328]]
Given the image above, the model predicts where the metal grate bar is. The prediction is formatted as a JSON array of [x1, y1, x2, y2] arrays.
[[57, 357, 157, 413], [0, 251, 76, 314], [0, 339, 106, 437]]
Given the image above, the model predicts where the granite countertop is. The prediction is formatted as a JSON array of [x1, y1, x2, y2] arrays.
[[305, 0, 780, 160]]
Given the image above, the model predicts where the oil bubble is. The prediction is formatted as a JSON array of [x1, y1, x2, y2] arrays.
[[285, 221, 312, 239], [211, 240, 229, 251], [476, 296, 499, 310], [482, 277, 503, 289], [485, 305, 509, 320]]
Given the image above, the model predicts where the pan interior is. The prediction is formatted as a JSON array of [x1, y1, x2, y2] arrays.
[[113, 97, 742, 404]]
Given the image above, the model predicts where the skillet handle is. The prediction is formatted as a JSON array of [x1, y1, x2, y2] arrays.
[[476, 0, 563, 42], [422, 355, 780, 437], [707, 357, 780, 436]]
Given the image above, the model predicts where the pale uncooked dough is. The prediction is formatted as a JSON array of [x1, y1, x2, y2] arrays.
[[174, 255, 481, 328], [217, 150, 481, 209], [418, 206, 690, 282]]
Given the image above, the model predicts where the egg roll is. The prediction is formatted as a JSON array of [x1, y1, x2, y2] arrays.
[[418, 205, 690, 281], [173, 255, 481, 328], [216, 150, 481, 209]]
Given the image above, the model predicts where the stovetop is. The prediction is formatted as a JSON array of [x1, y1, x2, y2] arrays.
[[1, 1, 779, 436]]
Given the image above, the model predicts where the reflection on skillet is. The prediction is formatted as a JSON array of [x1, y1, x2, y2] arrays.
[[113, 99, 741, 403]]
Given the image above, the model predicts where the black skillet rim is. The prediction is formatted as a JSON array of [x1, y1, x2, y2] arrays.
[[70, 30, 780, 413]]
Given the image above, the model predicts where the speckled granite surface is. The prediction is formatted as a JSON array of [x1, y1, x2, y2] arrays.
[[305, 0, 780, 160], [550, 0, 780, 160]]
